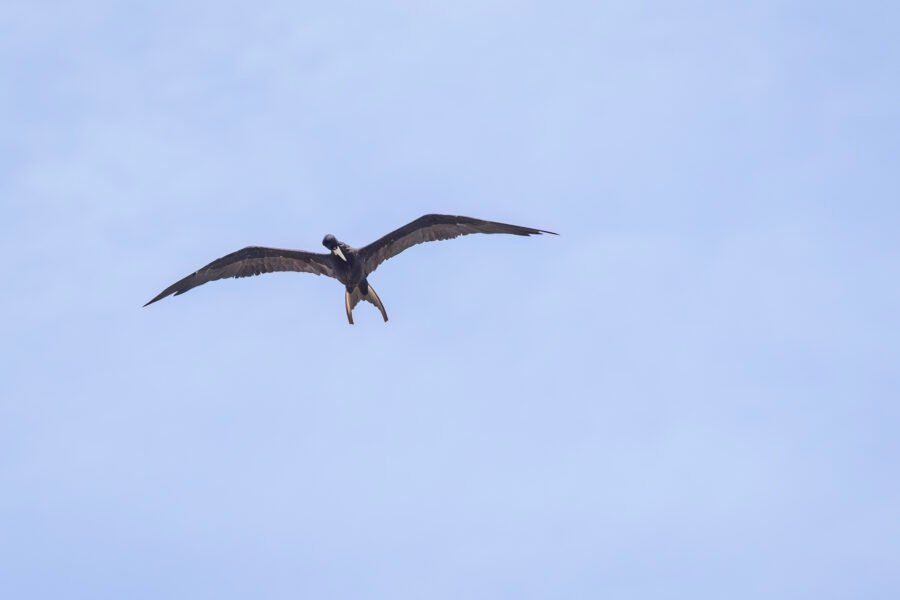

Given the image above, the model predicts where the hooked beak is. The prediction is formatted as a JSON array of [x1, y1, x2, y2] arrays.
[[333, 246, 347, 262]]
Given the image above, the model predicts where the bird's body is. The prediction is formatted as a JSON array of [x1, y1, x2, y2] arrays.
[[145, 214, 556, 324]]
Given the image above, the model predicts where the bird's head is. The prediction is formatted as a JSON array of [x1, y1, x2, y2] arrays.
[[322, 234, 347, 262]]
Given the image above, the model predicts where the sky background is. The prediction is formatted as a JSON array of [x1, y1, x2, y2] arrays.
[[2, 1, 899, 598]]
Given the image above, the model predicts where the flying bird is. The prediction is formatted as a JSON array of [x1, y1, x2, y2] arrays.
[[144, 214, 557, 324]]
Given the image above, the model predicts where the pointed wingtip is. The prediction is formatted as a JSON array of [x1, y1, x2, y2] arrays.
[[525, 227, 557, 236], [143, 293, 165, 307]]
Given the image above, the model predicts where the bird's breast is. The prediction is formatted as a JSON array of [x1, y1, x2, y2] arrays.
[[334, 252, 364, 285]]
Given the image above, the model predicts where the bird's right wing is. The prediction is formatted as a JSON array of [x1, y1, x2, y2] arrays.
[[359, 214, 557, 276], [144, 246, 337, 306]]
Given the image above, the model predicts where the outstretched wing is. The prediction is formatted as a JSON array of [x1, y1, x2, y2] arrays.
[[144, 246, 338, 306], [359, 214, 557, 275]]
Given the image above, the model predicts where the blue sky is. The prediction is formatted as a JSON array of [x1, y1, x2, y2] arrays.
[[1, 1, 899, 598]]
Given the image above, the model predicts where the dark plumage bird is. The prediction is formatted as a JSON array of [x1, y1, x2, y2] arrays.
[[144, 214, 557, 324]]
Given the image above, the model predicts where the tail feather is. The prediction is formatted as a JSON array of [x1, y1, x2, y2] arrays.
[[366, 285, 389, 322], [345, 285, 388, 323], [344, 290, 354, 324]]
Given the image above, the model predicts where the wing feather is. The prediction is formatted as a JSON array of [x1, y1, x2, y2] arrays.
[[144, 246, 337, 306], [360, 214, 556, 275]]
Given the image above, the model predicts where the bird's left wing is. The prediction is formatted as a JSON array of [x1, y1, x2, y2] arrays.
[[144, 246, 337, 306], [359, 214, 557, 276]]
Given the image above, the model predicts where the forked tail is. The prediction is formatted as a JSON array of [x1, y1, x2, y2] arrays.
[[344, 284, 389, 325]]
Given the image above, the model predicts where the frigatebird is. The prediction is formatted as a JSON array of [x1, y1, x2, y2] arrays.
[[144, 214, 556, 324]]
